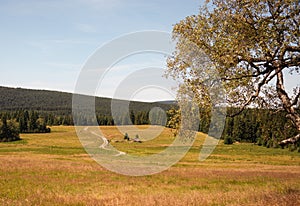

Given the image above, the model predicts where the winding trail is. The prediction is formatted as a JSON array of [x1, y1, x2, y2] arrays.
[[83, 127, 126, 156]]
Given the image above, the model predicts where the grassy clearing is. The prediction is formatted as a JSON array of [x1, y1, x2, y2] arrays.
[[0, 126, 299, 205]]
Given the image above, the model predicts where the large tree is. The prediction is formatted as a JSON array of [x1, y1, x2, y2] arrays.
[[167, 0, 300, 145]]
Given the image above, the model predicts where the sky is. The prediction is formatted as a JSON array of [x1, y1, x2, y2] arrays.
[[0, 0, 202, 102]]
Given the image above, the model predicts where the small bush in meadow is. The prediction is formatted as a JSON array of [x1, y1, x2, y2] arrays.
[[224, 136, 234, 145]]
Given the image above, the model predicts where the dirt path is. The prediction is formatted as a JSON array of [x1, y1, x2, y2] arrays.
[[84, 127, 126, 156]]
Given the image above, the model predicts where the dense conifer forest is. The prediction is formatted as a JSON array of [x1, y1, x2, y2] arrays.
[[221, 108, 299, 150], [0, 86, 298, 150], [0, 86, 172, 137], [0, 86, 172, 115]]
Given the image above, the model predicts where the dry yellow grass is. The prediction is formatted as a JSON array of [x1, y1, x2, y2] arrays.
[[0, 126, 299, 205]]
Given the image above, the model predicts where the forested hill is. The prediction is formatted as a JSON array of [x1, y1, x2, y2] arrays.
[[0, 86, 174, 115]]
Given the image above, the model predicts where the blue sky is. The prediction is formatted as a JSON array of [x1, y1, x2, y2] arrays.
[[0, 0, 202, 101]]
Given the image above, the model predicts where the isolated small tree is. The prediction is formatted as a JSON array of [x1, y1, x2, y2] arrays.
[[124, 133, 130, 141], [0, 116, 20, 142], [167, 0, 300, 146]]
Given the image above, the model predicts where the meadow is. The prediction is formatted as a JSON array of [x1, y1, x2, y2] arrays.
[[0, 126, 299, 206]]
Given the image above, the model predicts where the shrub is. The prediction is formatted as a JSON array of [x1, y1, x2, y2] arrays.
[[224, 136, 234, 145], [124, 133, 130, 141], [0, 118, 20, 142], [289, 144, 297, 152], [257, 138, 263, 146]]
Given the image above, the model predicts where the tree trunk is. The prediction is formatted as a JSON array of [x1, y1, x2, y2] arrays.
[[279, 116, 300, 148], [276, 69, 300, 147], [296, 117, 300, 131]]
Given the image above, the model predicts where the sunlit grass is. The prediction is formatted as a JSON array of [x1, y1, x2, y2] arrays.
[[0, 126, 299, 205]]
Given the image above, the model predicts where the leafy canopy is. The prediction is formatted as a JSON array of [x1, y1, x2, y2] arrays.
[[167, 0, 300, 133]]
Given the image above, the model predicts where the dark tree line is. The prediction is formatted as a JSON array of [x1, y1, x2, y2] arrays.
[[221, 108, 299, 150], [167, 107, 299, 151], [222, 109, 300, 150], [97, 111, 152, 126], [0, 110, 159, 127], [0, 86, 173, 116], [0, 110, 51, 134], [2, 107, 299, 151]]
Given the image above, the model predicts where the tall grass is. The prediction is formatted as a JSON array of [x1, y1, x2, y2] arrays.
[[0, 126, 299, 205]]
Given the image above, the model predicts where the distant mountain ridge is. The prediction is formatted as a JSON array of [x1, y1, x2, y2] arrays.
[[155, 100, 177, 105], [0, 86, 175, 115]]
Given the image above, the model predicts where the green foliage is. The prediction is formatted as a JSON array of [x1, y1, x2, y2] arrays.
[[0, 116, 20, 142], [149, 108, 167, 126], [224, 136, 234, 145], [256, 138, 262, 146], [0, 86, 173, 117], [130, 110, 135, 124], [166, 108, 181, 136], [0, 86, 174, 127], [167, 0, 300, 148], [222, 108, 298, 150], [134, 111, 150, 125], [167, 106, 298, 150], [0, 110, 50, 134], [167, 0, 299, 109]]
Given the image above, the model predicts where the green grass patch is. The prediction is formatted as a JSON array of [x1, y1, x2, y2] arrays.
[[0, 126, 299, 205]]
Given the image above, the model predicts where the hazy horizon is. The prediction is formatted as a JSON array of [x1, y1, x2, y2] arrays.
[[0, 85, 176, 103]]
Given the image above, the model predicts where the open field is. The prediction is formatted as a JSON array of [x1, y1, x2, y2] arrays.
[[0, 126, 300, 205]]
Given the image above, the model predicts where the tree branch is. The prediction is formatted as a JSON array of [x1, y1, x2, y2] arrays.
[[279, 134, 300, 148], [285, 45, 300, 53], [292, 88, 300, 107], [228, 69, 273, 117]]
